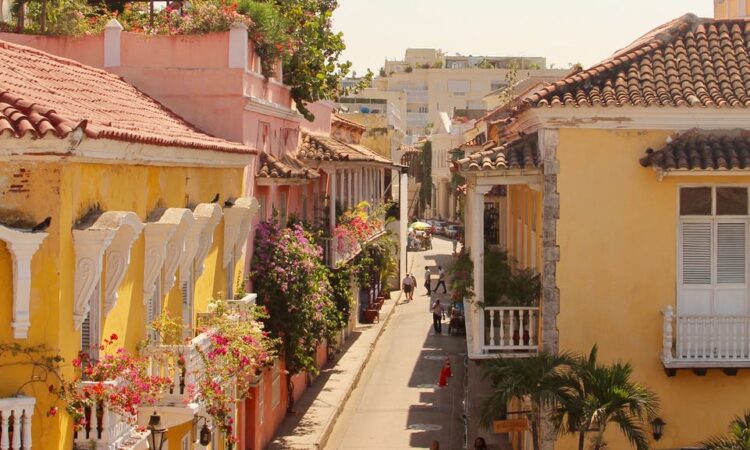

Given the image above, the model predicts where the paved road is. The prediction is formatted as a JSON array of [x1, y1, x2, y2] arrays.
[[325, 237, 466, 449]]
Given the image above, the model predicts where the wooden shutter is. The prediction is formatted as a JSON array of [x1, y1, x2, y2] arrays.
[[81, 314, 91, 354], [681, 222, 712, 285], [717, 222, 746, 284]]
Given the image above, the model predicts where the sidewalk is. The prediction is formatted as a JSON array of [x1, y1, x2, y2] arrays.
[[267, 288, 400, 449]]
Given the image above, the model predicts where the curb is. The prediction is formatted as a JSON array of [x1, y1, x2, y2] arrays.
[[314, 290, 400, 449]]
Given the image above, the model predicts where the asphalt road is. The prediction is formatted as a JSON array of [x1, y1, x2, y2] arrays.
[[325, 237, 467, 449]]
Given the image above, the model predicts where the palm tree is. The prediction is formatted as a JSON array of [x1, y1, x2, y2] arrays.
[[701, 412, 750, 449], [481, 351, 576, 450], [556, 345, 659, 450]]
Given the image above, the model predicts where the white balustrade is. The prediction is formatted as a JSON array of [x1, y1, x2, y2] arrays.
[[0, 396, 34, 450], [73, 381, 149, 450], [322, 228, 387, 268], [482, 307, 540, 354], [142, 331, 212, 406], [662, 307, 750, 366]]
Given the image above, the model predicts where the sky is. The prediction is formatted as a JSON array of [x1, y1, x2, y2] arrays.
[[333, 0, 714, 76]]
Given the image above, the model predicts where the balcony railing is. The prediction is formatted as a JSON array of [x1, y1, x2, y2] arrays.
[[142, 332, 212, 407], [662, 306, 750, 368], [321, 229, 387, 268], [74, 381, 149, 450], [481, 307, 540, 356], [0, 396, 34, 450]]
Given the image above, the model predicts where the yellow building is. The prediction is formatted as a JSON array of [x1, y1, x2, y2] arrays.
[[456, 10, 750, 450], [0, 40, 258, 449]]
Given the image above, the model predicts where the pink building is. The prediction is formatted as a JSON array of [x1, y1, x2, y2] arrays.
[[0, 21, 395, 449]]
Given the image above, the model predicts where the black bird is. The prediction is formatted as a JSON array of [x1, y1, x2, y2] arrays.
[[31, 217, 51, 233], [210, 193, 220, 203], [224, 199, 235, 208]]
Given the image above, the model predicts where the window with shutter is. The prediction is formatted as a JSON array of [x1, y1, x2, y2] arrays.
[[148, 275, 162, 343], [717, 222, 746, 284], [681, 222, 712, 285], [226, 255, 236, 300], [182, 270, 194, 335], [81, 282, 101, 363], [678, 187, 750, 317]]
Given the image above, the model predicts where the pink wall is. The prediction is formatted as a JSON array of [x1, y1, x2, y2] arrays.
[[303, 102, 334, 134], [0, 32, 104, 66]]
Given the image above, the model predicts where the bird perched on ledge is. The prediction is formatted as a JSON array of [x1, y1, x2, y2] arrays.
[[210, 193, 220, 203], [31, 217, 51, 232]]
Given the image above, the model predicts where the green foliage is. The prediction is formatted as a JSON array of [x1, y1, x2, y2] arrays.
[[352, 233, 397, 291], [405, 65, 413, 73], [556, 346, 659, 450], [250, 219, 340, 376], [419, 141, 432, 211], [448, 252, 474, 303], [264, 0, 371, 120], [327, 266, 354, 331], [701, 412, 750, 449], [497, 60, 520, 107], [431, 60, 444, 69], [237, 0, 290, 77], [483, 347, 659, 450], [481, 351, 577, 450]]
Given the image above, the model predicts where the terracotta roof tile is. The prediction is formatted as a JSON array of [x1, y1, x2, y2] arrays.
[[257, 152, 319, 180], [0, 39, 253, 154], [332, 114, 366, 132], [640, 129, 750, 171], [527, 14, 750, 109], [298, 132, 392, 164], [453, 134, 540, 173]]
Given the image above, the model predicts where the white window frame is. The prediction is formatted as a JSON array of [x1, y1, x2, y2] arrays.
[[677, 185, 750, 316], [148, 273, 163, 343], [226, 255, 236, 300]]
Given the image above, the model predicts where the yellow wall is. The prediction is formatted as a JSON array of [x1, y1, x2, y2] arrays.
[[555, 128, 750, 449], [0, 159, 246, 450], [714, 0, 750, 18], [505, 185, 542, 272]]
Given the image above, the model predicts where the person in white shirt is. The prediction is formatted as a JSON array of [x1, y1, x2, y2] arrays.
[[402, 273, 414, 301], [424, 266, 432, 295], [431, 299, 444, 334], [433, 266, 447, 294]]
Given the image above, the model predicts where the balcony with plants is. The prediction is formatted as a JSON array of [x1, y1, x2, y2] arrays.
[[322, 201, 389, 268], [140, 299, 277, 447], [450, 249, 541, 357]]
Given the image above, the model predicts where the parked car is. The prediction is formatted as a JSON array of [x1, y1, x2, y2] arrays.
[[445, 224, 463, 238], [433, 221, 447, 236]]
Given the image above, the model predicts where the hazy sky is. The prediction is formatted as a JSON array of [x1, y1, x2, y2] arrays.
[[333, 0, 714, 75]]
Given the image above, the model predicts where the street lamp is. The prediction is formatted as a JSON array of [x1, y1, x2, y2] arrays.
[[147, 411, 168, 450], [651, 417, 666, 441], [194, 415, 212, 446]]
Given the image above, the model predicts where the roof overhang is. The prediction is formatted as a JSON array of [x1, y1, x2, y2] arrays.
[[0, 134, 255, 168], [256, 177, 314, 186]]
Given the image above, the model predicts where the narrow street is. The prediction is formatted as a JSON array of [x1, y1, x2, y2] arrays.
[[325, 236, 466, 450]]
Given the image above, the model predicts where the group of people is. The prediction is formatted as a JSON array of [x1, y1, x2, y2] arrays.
[[401, 265, 447, 301]]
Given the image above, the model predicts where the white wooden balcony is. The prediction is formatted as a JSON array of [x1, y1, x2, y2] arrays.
[[142, 331, 212, 408], [662, 306, 750, 370], [0, 396, 34, 450], [480, 307, 540, 357], [73, 381, 149, 450]]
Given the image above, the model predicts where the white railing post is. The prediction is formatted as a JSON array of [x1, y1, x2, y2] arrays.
[[0, 396, 35, 450], [662, 306, 674, 363]]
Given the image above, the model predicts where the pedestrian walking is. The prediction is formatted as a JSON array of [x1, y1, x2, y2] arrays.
[[402, 273, 414, 301], [431, 299, 444, 334], [430, 441, 440, 450], [452, 235, 458, 255], [424, 266, 432, 295], [433, 266, 447, 294], [410, 273, 417, 298]]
